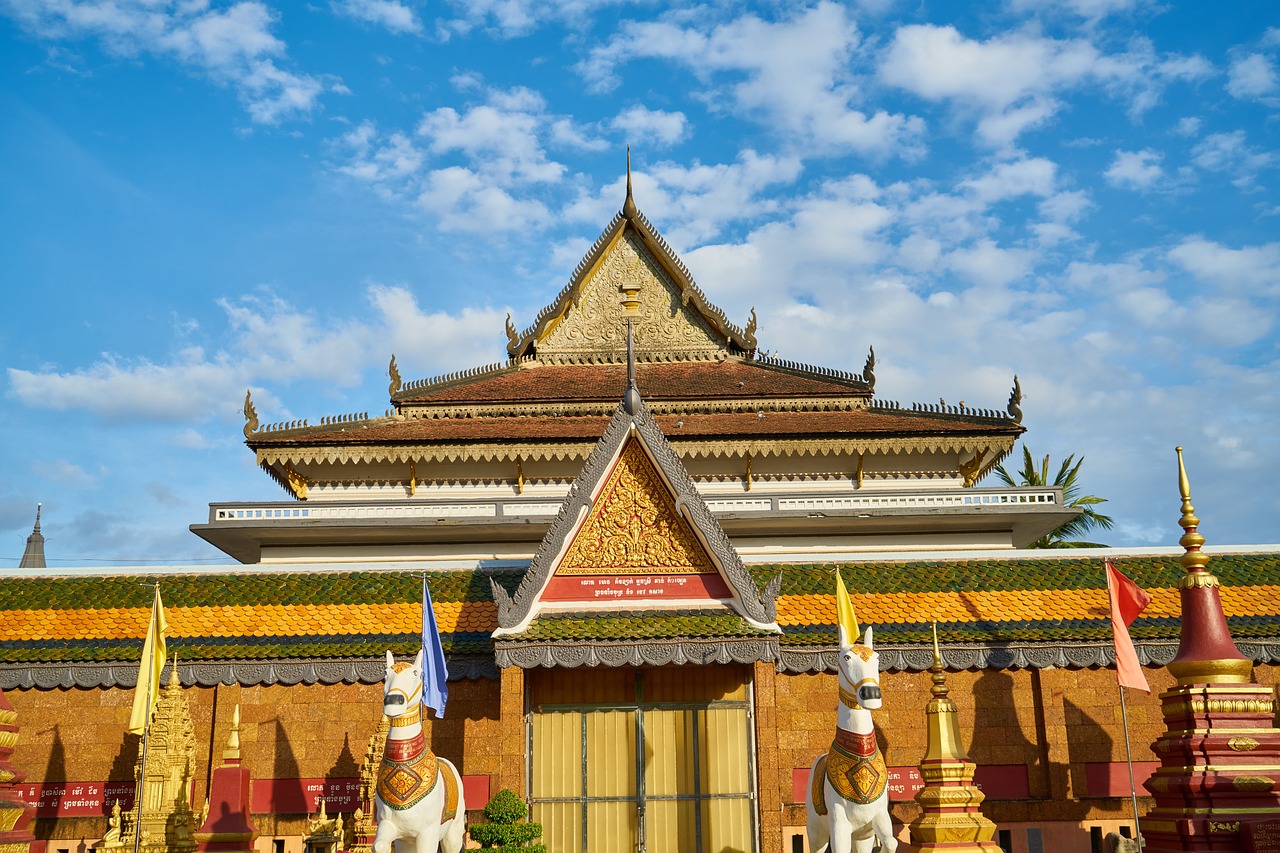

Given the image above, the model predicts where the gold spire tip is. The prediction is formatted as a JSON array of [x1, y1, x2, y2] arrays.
[[931, 621, 941, 669], [1175, 445, 1210, 574], [623, 146, 637, 219]]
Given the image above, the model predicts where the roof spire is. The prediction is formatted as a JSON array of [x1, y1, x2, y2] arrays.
[[19, 503, 45, 569], [623, 146, 638, 220], [1166, 446, 1250, 685]]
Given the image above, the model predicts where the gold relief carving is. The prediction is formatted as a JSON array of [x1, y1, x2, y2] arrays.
[[1209, 821, 1241, 833], [1178, 571, 1221, 589], [1232, 776, 1276, 792], [557, 441, 716, 575], [1146, 776, 1172, 793], [283, 463, 309, 500], [0, 732, 16, 750], [1230, 737, 1262, 752], [1163, 697, 1273, 718], [537, 234, 724, 357], [0, 709, 15, 725]]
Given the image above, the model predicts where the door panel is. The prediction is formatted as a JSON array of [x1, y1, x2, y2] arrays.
[[530, 666, 756, 853]]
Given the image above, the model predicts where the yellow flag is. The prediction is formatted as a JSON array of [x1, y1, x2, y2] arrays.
[[128, 588, 167, 734], [835, 569, 860, 647]]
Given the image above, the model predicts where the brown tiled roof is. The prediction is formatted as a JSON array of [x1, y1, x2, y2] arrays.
[[249, 408, 1019, 447], [396, 360, 869, 404]]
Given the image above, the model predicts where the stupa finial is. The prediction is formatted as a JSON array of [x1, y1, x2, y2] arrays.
[[223, 704, 242, 762], [929, 622, 949, 701], [1176, 446, 1210, 575], [1166, 445, 1251, 685]]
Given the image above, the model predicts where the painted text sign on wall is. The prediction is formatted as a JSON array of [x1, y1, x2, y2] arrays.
[[544, 573, 730, 602], [15, 782, 135, 817], [251, 777, 491, 815], [1244, 819, 1280, 853]]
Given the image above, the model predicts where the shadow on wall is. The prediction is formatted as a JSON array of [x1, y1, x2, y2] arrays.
[[1064, 696, 1114, 805], [273, 720, 304, 813], [31, 726, 66, 842]]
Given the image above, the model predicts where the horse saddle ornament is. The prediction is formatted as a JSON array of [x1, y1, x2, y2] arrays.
[[377, 731, 439, 811], [813, 729, 887, 814]]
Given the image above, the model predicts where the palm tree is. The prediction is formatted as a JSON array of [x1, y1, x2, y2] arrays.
[[993, 446, 1115, 548]]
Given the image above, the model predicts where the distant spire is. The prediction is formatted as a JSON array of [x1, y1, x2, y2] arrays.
[[622, 146, 638, 220], [18, 504, 45, 569], [1165, 446, 1250, 685]]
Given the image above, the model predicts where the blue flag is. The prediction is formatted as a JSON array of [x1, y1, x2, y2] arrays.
[[421, 576, 449, 718]]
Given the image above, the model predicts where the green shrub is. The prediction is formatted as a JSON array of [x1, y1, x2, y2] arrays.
[[469, 789, 545, 852]]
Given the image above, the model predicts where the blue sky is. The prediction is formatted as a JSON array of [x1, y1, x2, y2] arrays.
[[2, 0, 1277, 565]]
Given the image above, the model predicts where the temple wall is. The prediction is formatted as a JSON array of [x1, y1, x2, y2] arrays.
[[7, 662, 1276, 852]]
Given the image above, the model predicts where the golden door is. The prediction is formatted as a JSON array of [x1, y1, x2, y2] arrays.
[[529, 666, 756, 853]]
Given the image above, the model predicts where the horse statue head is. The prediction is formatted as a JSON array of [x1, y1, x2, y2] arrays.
[[837, 625, 882, 712], [383, 649, 423, 720]]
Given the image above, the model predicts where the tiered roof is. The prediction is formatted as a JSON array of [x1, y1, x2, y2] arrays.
[[240, 182, 1025, 495], [3, 550, 1276, 688]]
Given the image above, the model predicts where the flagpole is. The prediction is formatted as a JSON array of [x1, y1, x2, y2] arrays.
[[132, 582, 158, 853], [1117, 682, 1144, 849], [1106, 562, 1145, 850]]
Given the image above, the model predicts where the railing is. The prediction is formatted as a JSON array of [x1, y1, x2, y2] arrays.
[[208, 488, 1060, 524]]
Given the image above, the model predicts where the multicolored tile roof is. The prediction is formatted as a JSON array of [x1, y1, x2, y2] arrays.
[[0, 552, 1276, 667]]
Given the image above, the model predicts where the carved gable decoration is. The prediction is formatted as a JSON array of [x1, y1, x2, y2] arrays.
[[558, 441, 716, 576], [537, 232, 725, 358], [490, 398, 780, 638]]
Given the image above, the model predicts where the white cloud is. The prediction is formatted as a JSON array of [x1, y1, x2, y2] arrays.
[[579, 3, 925, 158], [1190, 131, 1273, 189], [880, 25, 1211, 148], [961, 157, 1058, 203], [3, 0, 332, 123], [1105, 149, 1164, 190], [7, 286, 508, 423], [1168, 238, 1280, 296], [333, 0, 422, 35], [611, 106, 688, 148], [1005, 0, 1145, 20], [1175, 116, 1202, 137], [1227, 53, 1278, 102], [438, 0, 633, 38], [334, 85, 572, 232]]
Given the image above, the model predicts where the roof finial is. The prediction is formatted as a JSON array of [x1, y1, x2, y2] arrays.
[[34, 503, 41, 532], [623, 146, 638, 220]]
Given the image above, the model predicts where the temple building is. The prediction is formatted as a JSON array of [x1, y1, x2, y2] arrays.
[[3, 182, 1279, 853]]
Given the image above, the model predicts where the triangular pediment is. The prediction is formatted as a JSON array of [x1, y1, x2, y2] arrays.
[[491, 398, 780, 638], [507, 208, 758, 360], [558, 439, 718, 576]]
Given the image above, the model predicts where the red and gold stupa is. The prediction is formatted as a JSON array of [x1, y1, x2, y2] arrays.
[[1142, 448, 1280, 852]]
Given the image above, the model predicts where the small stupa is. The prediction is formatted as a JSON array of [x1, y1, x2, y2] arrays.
[[1141, 448, 1280, 852], [194, 705, 256, 853], [128, 660, 198, 853], [901, 623, 1001, 852], [348, 715, 389, 853], [18, 504, 44, 570]]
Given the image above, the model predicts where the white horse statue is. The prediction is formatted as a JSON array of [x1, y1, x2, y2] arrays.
[[805, 623, 897, 853], [372, 650, 466, 853]]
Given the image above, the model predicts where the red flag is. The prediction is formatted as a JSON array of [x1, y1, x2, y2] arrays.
[[1106, 561, 1152, 692]]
